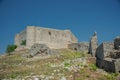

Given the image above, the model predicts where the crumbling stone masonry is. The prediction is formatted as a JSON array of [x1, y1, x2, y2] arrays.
[[89, 32, 98, 57], [96, 41, 120, 73], [114, 36, 120, 50], [68, 42, 89, 52], [15, 26, 78, 50]]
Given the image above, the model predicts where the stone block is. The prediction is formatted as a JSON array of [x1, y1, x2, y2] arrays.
[[96, 42, 114, 60], [114, 59, 120, 72]]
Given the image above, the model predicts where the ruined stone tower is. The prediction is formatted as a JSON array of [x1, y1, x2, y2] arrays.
[[15, 26, 78, 50], [89, 32, 98, 57]]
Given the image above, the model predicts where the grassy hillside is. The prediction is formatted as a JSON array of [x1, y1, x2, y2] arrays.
[[0, 49, 119, 80]]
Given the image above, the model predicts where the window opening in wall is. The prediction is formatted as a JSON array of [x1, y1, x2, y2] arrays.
[[49, 32, 51, 35]]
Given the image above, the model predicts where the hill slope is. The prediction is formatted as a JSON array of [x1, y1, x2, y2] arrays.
[[0, 49, 119, 80]]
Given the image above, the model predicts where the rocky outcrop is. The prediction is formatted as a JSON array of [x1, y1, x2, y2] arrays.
[[29, 44, 50, 57], [29, 43, 59, 57]]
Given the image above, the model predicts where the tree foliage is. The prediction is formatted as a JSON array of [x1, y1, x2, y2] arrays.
[[20, 40, 26, 45], [6, 44, 17, 53]]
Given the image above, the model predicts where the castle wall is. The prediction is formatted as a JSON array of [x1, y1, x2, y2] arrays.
[[15, 30, 26, 46], [32, 27, 78, 49], [15, 26, 78, 49], [68, 42, 89, 52], [26, 26, 36, 48]]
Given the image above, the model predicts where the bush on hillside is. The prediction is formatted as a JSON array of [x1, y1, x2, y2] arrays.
[[6, 44, 17, 53]]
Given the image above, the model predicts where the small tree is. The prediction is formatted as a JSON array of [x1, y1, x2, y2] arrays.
[[6, 44, 17, 54], [20, 40, 26, 45]]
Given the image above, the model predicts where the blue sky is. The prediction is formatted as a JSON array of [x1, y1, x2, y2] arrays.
[[0, 0, 120, 54]]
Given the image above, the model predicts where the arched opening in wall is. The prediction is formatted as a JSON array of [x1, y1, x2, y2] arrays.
[[49, 32, 51, 35]]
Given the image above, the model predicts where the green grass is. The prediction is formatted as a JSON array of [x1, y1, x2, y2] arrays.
[[60, 50, 86, 61], [89, 63, 98, 71], [105, 73, 119, 80], [0, 49, 119, 80]]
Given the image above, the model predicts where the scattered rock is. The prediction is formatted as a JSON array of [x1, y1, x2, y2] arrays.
[[60, 76, 66, 80], [29, 44, 51, 57]]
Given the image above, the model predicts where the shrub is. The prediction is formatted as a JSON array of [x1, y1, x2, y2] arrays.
[[6, 44, 17, 53], [20, 40, 26, 45]]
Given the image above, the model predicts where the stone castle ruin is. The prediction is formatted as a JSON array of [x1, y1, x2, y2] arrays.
[[15, 26, 78, 50], [14, 26, 120, 73]]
